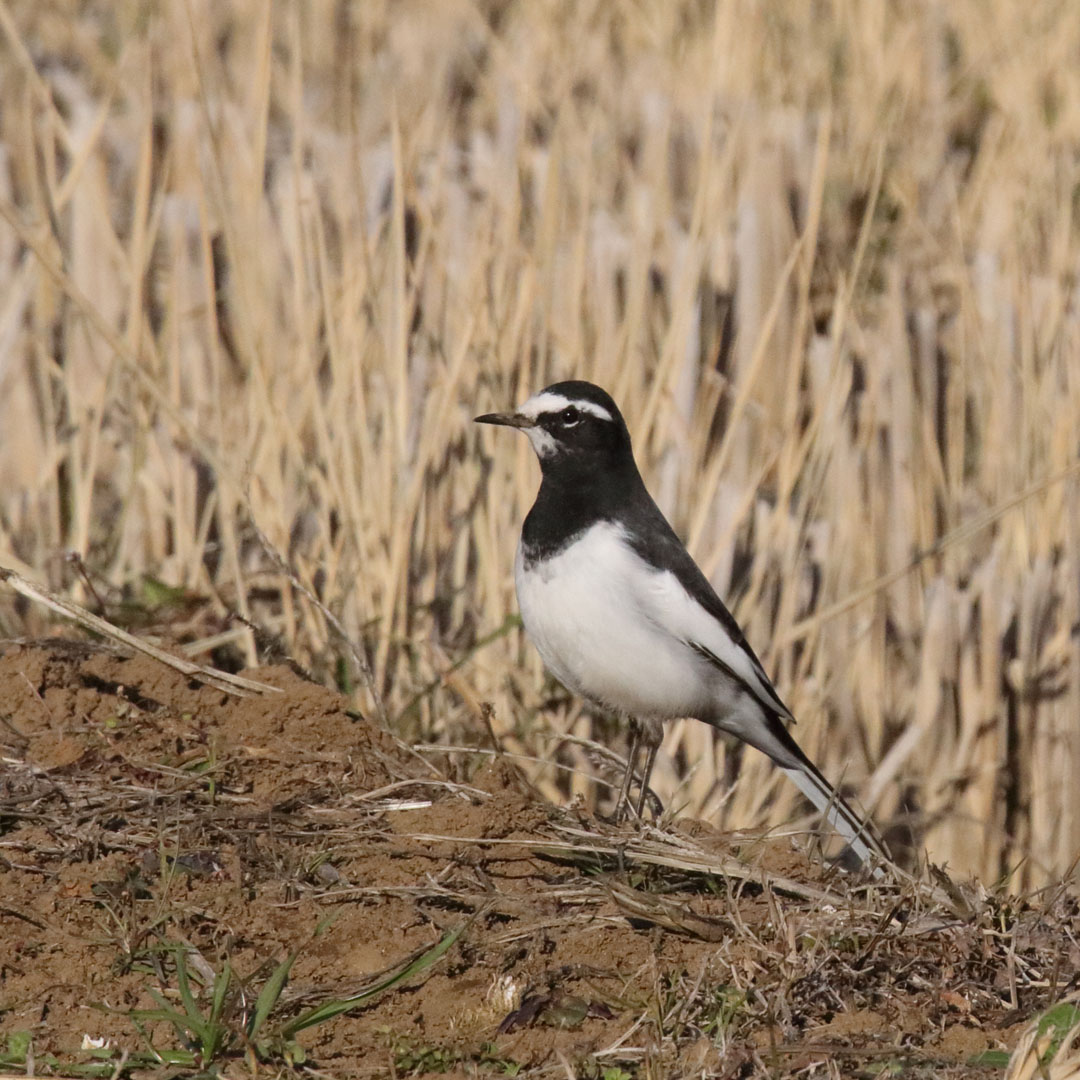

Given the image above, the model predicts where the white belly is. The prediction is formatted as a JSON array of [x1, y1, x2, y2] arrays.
[[514, 523, 717, 719]]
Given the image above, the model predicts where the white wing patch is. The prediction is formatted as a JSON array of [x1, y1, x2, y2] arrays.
[[629, 537, 792, 721]]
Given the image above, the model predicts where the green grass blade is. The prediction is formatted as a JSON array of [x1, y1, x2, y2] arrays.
[[1038, 1003, 1080, 1060], [128, 1008, 187, 1025], [279, 923, 463, 1038], [313, 912, 341, 937], [174, 948, 201, 1023], [209, 959, 231, 1026], [248, 953, 296, 1039], [0, 1031, 31, 1065], [134, 992, 193, 1043]]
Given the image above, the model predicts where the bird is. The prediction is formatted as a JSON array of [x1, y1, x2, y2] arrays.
[[476, 379, 888, 874]]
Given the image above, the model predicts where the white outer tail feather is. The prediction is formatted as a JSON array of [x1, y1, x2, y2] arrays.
[[780, 765, 887, 879]]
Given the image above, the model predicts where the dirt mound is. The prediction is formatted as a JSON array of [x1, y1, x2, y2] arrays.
[[0, 640, 1074, 1076]]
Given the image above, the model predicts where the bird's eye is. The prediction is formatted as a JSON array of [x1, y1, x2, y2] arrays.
[[560, 406, 581, 426]]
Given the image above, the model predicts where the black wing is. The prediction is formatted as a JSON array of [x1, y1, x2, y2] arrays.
[[620, 492, 793, 721]]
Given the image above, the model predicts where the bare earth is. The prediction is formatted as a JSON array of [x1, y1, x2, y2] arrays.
[[1, 640, 1075, 1077]]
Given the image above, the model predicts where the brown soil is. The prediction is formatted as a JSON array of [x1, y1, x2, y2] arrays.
[[0, 639, 1075, 1077]]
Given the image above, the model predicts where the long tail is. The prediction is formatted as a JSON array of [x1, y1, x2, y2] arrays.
[[690, 640, 887, 874], [779, 760, 889, 878], [749, 713, 890, 878]]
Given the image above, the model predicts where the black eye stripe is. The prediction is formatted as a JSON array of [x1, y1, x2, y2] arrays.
[[560, 406, 580, 424]]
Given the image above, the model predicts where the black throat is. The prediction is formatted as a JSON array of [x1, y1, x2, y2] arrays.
[[521, 452, 649, 565]]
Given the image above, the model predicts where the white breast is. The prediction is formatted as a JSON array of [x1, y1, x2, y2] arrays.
[[514, 522, 725, 720]]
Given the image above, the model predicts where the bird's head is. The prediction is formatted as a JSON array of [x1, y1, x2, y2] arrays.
[[475, 381, 633, 475]]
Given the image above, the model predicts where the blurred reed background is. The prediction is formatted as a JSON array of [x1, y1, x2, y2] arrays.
[[1, 0, 1079, 888]]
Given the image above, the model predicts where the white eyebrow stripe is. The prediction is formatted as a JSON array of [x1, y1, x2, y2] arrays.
[[519, 392, 613, 423]]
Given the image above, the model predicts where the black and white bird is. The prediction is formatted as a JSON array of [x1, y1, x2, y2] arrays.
[[476, 380, 887, 874]]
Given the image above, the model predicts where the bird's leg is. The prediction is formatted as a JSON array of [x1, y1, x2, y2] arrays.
[[634, 718, 664, 820], [614, 718, 642, 823]]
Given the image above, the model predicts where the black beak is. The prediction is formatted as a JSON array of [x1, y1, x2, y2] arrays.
[[474, 411, 535, 429]]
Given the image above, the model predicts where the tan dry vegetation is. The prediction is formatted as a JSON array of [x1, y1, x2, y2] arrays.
[[1, 0, 1079, 890]]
